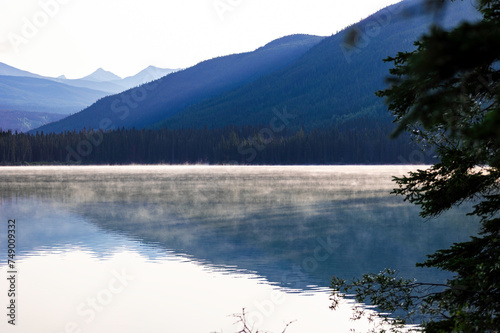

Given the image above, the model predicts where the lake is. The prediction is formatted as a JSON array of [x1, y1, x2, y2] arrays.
[[0, 165, 479, 332]]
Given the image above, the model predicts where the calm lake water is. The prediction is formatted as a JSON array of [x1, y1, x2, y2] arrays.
[[0, 166, 479, 333]]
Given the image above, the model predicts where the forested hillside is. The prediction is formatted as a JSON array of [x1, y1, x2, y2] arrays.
[[33, 34, 325, 134], [157, 0, 480, 131], [2, 0, 481, 166]]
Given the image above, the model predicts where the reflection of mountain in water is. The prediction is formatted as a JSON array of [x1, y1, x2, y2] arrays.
[[79, 198, 476, 290], [0, 166, 479, 290]]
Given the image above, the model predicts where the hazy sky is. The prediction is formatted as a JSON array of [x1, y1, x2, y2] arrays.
[[0, 0, 402, 79]]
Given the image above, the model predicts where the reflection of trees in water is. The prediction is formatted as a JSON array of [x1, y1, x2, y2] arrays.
[[0, 166, 479, 289]]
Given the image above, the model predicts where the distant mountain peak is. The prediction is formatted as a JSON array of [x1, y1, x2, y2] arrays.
[[0, 62, 43, 79], [81, 68, 122, 82], [119, 66, 179, 86], [137, 65, 178, 76], [261, 34, 323, 49], [33, 33, 325, 134], [57, 75, 67, 79]]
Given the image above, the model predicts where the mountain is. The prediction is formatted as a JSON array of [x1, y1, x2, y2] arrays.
[[0, 63, 116, 131], [0, 62, 43, 79], [0, 75, 111, 131], [0, 62, 125, 94], [0, 62, 180, 131], [51, 76, 126, 94], [0, 75, 111, 115], [50, 66, 179, 94], [33, 34, 326, 133], [34, 0, 480, 135], [118, 66, 178, 88], [0, 62, 178, 95], [155, 0, 481, 130], [0, 110, 65, 133], [53, 68, 125, 93], [81, 68, 122, 82]]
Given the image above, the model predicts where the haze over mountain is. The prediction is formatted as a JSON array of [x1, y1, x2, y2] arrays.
[[0, 62, 44, 79], [0, 75, 110, 132], [33, 0, 480, 135], [0, 63, 178, 132], [0, 110, 66, 133], [0, 75, 110, 114], [119, 66, 179, 88], [81, 68, 123, 82], [157, 0, 481, 131], [34, 34, 326, 133], [53, 66, 179, 93], [0, 62, 178, 94]]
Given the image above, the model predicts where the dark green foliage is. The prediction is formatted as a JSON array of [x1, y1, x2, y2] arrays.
[[331, 269, 448, 331], [331, 1, 500, 332], [0, 124, 423, 165]]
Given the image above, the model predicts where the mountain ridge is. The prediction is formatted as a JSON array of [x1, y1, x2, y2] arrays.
[[155, 0, 481, 131], [0, 61, 179, 93], [81, 68, 122, 82], [0, 62, 44, 79], [0, 63, 180, 131], [24, 0, 482, 134], [0, 75, 111, 114], [33, 34, 325, 133]]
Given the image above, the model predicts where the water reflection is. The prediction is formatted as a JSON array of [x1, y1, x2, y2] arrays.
[[0, 166, 478, 286], [0, 166, 480, 332]]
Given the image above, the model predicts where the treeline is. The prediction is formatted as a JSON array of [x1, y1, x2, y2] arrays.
[[0, 125, 431, 165]]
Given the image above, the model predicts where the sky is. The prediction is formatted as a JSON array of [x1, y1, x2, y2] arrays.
[[0, 0, 402, 79]]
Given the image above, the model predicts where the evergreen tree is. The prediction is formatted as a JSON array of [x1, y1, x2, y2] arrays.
[[331, 1, 500, 331]]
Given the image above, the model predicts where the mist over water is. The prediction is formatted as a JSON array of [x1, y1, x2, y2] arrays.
[[0, 166, 479, 332]]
